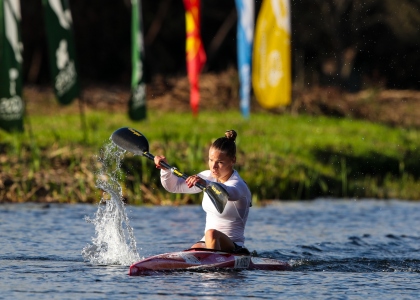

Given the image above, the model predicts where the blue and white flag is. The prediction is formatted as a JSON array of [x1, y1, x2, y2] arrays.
[[235, 0, 254, 118]]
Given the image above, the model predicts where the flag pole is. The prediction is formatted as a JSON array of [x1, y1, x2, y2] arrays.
[[78, 95, 88, 143]]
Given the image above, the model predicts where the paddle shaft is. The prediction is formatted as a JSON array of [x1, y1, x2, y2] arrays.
[[142, 152, 206, 190], [111, 127, 228, 213]]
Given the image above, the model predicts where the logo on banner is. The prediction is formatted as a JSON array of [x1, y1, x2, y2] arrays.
[[0, 69, 24, 120], [55, 39, 76, 96], [271, 0, 290, 34], [267, 50, 283, 86], [4, 0, 23, 63], [239, 0, 253, 42], [131, 84, 146, 109], [239, 64, 251, 110], [48, 0, 72, 29]]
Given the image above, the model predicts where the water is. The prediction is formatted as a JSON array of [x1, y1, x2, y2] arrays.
[[1, 200, 419, 299], [81, 142, 139, 266], [1, 143, 419, 299]]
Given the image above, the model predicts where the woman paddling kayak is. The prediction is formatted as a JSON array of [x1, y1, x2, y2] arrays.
[[154, 130, 252, 253]]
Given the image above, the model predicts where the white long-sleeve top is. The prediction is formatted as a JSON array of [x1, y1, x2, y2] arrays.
[[160, 169, 251, 246]]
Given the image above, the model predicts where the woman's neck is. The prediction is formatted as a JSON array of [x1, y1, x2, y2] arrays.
[[217, 170, 234, 183]]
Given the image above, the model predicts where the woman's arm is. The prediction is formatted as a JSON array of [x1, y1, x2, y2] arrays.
[[221, 176, 251, 206], [160, 169, 201, 194]]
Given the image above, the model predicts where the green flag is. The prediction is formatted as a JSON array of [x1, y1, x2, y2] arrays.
[[42, 0, 79, 105], [0, 0, 24, 132], [128, 0, 146, 121]]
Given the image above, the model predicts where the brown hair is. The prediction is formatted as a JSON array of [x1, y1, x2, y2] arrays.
[[211, 130, 237, 158]]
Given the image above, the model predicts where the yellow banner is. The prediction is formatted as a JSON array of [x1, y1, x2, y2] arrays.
[[252, 0, 291, 108]]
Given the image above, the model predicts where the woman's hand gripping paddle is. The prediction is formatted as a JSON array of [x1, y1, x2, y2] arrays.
[[111, 127, 229, 213]]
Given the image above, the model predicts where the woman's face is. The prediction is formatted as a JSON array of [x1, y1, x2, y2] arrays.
[[208, 147, 236, 181]]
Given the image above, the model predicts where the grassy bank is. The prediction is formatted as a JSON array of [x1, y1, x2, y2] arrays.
[[1, 108, 420, 204]]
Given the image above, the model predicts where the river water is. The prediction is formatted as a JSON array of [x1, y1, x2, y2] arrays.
[[1, 199, 419, 299], [1, 143, 419, 299]]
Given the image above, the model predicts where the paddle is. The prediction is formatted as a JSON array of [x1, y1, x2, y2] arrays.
[[111, 127, 229, 213]]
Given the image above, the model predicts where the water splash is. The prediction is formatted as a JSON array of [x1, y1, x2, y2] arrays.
[[82, 140, 140, 266]]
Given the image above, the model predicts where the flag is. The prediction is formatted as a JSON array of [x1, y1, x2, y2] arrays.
[[42, 0, 80, 105], [0, 0, 24, 132], [183, 0, 206, 116], [235, 0, 254, 118], [128, 0, 146, 121], [252, 0, 291, 108]]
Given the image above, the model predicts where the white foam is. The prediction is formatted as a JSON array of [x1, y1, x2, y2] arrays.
[[82, 140, 140, 266]]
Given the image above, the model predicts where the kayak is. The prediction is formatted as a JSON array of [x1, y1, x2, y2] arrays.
[[129, 248, 292, 275]]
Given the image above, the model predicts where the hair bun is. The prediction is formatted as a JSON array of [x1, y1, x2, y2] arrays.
[[224, 130, 237, 142]]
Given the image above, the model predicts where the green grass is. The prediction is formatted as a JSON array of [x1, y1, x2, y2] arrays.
[[1, 109, 420, 204]]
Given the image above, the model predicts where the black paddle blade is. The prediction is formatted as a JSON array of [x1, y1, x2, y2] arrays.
[[205, 182, 229, 214], [111, 127, 149, 155]]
